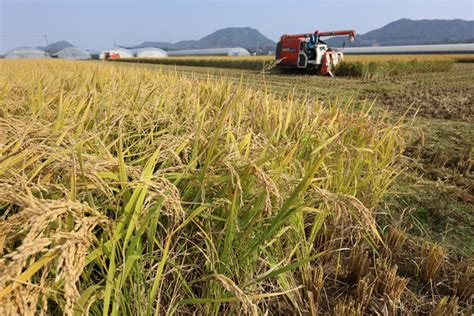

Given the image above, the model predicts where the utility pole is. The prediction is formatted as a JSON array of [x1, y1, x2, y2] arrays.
[[43, 34, 49, 46]]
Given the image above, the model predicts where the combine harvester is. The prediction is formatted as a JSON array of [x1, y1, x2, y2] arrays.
[[276, 30, 356, 76]]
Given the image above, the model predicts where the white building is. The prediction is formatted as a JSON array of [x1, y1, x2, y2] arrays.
[[55, 47, 92, 60], [134, 47, 168, 58], [5, 47, 49, 59], [167, 47, 250, 57]]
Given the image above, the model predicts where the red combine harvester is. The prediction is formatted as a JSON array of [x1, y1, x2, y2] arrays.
[[104, 52, 121, 60], [276, 30, 356, 76]]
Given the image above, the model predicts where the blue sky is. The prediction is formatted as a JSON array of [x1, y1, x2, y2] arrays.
[[1, 0, 473, 52]]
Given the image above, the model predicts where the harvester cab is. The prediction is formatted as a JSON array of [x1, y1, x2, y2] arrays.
[[276, 30, 356, 76]]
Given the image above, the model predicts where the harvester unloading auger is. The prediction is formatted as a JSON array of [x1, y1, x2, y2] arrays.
[[275, 30, 356, 76]]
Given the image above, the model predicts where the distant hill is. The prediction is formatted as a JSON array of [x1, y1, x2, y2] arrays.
[[326, 19, 474, 47], [133, 27, 276, 52], [198, 27, 275, 51], [37, 40, 74, 53]]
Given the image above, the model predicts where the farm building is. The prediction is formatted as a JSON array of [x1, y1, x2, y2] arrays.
[[134, 47, 168, 58], [5, 47, 49, 59], [54, 47, 92, 60], [168, 47, 250, 57], [99, 47, 134, 59]]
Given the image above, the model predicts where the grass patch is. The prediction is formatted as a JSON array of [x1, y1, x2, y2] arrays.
[[384, 173, 474, 255], [385, 117, 473, 255]]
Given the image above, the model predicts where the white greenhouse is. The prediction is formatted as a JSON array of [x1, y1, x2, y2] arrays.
[[167, 47, 250, 57], [5, 47, 49, 59], [99, 47, 134, 59], [134, 47, 168, 58], [55, 47, 92, 60]]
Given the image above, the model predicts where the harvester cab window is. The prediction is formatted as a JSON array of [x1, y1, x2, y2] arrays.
[[300, 41, 306, 53], [305, 35, 317, 61], [307, 35, 316, 49]]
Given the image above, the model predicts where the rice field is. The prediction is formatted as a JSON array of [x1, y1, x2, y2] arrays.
[[113, 56, 275, 71], [111, 54, 474, 79], [345, 54, 474, 62], [333, 59, 454, 79], [0, 59, 472, 315]]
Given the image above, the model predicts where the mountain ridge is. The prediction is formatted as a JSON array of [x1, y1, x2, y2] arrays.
[[37, 40, 74, 53], [132, 27, 276, 52], [39, 19, 473, 54], [326, 18, 474, 47]]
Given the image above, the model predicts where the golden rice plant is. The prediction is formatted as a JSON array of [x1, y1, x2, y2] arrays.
[[112, 55, 273, 70], [333, 59, 454, 79], [0, 59, 471, 315]]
